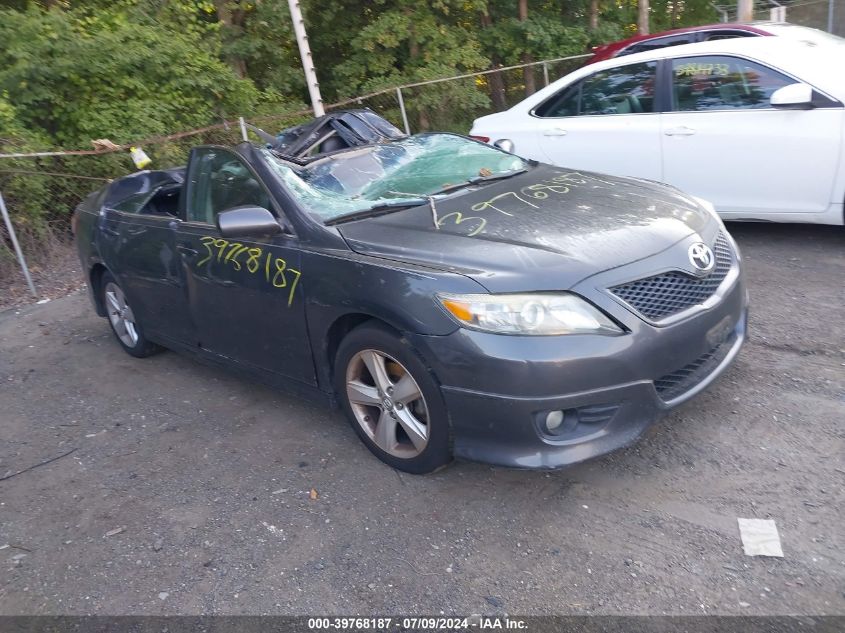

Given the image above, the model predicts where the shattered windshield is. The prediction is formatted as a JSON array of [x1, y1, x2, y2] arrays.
[[261, 134, 527, 221]]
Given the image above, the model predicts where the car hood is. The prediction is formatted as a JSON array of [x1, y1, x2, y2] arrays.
[[337, 164, 718, 292]]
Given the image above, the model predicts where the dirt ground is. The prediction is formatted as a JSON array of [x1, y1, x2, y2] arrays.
[[0, 239, 84, 312], [0, 223, 843, 616]]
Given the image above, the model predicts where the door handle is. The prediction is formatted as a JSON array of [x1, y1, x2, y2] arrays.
[[543, 127, 568, 136], [664, 126, 696, 137], [177, 245, 199, 257]]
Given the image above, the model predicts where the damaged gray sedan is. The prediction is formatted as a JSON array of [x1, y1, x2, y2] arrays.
[[74, 130, 747, 473]]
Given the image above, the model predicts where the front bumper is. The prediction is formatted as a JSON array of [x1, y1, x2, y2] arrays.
[[406, 271, 747, 469]]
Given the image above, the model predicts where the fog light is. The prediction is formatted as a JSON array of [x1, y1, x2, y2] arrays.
[[545, 410, 564, 432]]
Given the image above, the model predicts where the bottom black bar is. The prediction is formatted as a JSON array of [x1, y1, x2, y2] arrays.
[[0, 615, 842, 633]]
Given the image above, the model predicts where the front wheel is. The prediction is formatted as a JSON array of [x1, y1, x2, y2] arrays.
[[101, 273, 160, 358], [334, 322, 452, 474]]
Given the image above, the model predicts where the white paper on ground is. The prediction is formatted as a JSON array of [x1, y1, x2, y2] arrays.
[[737, 518, 784, 557]]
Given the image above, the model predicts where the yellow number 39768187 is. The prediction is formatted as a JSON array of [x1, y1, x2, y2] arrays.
[[197, 236, 302, 307]]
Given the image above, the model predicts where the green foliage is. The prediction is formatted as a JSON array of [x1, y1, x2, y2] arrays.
[[479, 15, 590, 66], [0, 5, 260, 147], [649, 0, 718, 32], [0, 93, 50, 236], [333, 1, 489, 94], [221, 1, 305, 95]]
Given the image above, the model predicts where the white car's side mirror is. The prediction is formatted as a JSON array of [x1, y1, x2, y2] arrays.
[[770, 83, 814, 109], [493, 139, 515, 153]]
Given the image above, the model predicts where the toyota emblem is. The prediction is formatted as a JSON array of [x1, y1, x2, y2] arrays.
[[688, 242, 715, 272]]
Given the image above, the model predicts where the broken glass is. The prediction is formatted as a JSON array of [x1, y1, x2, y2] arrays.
[[261, 134, 527, 221]]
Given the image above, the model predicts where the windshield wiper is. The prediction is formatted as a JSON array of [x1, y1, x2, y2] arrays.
[[324, 200, 426, 226], [435, 167, 529, 195]]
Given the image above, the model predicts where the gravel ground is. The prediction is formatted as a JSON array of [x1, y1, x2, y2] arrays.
[[0, 240, 84, 312], [0, 222, 843, 616]]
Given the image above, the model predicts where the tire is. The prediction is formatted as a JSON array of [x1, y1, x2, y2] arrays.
[[334, 321, 452, 474], [100, 272, 160, 358]]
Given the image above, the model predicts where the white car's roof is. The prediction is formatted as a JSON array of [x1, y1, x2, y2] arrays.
[[756, 22, 845, 47], [514, 36, 845, 112]]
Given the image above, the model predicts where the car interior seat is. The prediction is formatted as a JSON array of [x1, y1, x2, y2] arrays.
[[674, 83, 695, 111], [212, 161, 271, 213]]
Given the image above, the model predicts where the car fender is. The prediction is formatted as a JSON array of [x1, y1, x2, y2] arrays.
[[300, 248, 485, 392]]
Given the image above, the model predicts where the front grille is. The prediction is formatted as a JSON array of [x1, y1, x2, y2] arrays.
[[610, 232, 733, 321], [654, 333, 736, 402]]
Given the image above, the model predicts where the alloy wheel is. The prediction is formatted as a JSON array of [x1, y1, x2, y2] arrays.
[[345, 349, 429, 458], [104, 282, 139, 348]]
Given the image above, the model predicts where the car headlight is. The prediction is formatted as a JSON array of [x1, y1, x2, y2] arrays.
[[437, 292, 623, 336]]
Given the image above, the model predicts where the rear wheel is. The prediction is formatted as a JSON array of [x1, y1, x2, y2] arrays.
[[101, 273, 160, 358], [335, 322, 451, 474]]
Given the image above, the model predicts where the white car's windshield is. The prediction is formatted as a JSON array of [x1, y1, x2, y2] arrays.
[[262, 134, 527, 221]]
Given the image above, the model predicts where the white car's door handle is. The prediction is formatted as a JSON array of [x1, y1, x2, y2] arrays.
[[664, 126, 696, 137], [543, 127, 568, 136]]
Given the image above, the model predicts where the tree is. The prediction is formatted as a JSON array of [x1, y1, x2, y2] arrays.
[[214, 0, 248, 78], [477, 0, 590, 102], [0, 5, 261, 146], [480, 8, 508, 112], [330, 0, 490, 131], [518, 0, 536, 96], [638, 0, 649, 34], [0, 93, 52, 247]]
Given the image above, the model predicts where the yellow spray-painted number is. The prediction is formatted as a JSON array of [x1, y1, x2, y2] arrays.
[[440, 171, 618, 237], [197, 236, 301, 306]]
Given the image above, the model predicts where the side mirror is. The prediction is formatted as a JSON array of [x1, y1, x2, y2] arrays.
[[216, 206, 283, 238], [770, 83, 814, 110], [493, 139, 515, 153]]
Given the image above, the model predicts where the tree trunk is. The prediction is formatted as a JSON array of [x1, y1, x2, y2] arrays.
[[406, 11, 430, 131], [589, 0, 599, 31], [480, 12, 508, 112], [670, 0, 680, 27], [215, 0, 248, 79], [518, 0, 536, 97], [637, 0, 649, 35]]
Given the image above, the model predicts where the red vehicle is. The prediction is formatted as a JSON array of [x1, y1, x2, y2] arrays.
[[587, 22, 808, 64]]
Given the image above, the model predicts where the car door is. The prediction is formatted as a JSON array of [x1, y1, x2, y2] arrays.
[[175, 146, 316, 386], [532, 60, 663, 180], [661, 54, 843, 217], [99, 195, 194, 345]]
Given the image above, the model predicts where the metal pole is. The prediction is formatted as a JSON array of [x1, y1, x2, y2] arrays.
[[710, 3, 729, 22], [238, 117, 249, 142], [542, 62, 550, 87], [287, 0, 325, 117], [0, 191, 37, 298], [737, 0, 754, 22], [395, 87, 411, 136], [829, 0, 835, 33]]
